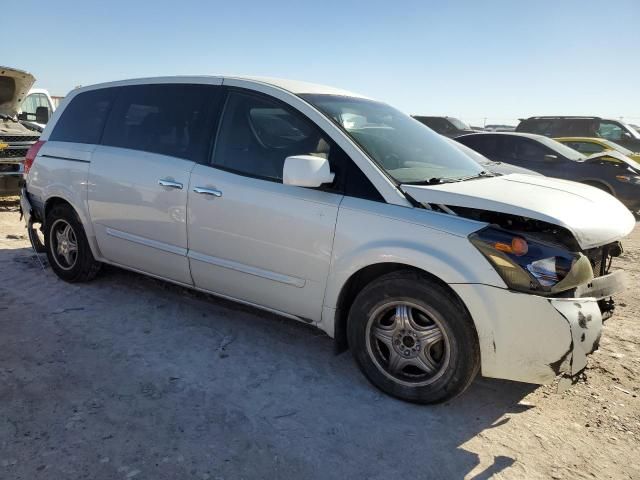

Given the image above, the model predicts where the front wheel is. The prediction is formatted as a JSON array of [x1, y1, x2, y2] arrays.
[[347, 271, 480, 404], [44, 204, 101, 282]]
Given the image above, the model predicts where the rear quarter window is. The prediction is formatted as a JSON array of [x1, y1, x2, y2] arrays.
[[49, 88, 116, 144]]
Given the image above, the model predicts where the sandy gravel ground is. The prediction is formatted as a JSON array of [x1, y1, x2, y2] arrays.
[[1, 197, 639, 479]]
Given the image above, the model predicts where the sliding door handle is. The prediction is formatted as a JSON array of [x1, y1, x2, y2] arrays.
[[158, 179, 183, 189], [193, 187, 222, 197]]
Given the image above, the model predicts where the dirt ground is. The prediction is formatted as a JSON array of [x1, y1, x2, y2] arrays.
[[1, 196, 639, 480]]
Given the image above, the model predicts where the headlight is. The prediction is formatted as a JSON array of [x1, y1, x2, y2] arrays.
[[616, 175, 640, 185], [470, 227, 593, 295]]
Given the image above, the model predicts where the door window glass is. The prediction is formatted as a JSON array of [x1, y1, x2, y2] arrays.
[[49, 88, 117, 144], [102, 84, 218, 162], [514, 139, 548, 162], [597, 121, 624, 141], [212, 91, 331, 182], [570, 141, 604, 155]]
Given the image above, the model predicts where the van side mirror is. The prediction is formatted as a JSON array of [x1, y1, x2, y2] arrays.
[[543, 154, 558, 162], [35, 106, 50, 124], [283, 155, 335, 187], [17, 112, 29, 121]]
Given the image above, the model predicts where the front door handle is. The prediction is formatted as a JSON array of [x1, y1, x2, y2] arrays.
[[158, 179, 183, 189], [193, 187, 222, 197]]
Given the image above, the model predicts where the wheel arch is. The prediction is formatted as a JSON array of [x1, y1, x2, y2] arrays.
[[331, 262, 477, 353], [42, 193, 102, 260]]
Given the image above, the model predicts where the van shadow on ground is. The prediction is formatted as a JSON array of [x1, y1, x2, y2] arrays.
[[0, 248, 537, 479]]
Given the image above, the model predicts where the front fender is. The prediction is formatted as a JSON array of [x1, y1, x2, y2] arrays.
[[320, 199, 505, 335]]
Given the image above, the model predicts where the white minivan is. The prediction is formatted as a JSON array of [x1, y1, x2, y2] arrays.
[[21, 76, 635, 403]]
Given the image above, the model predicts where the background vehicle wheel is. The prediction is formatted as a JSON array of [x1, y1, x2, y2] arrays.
[[347, 270, 480, 404], [44, 204, 101, 282]]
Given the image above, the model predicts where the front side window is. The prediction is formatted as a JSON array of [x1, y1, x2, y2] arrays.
[[569, 141, 604, 155], [301, 95, 483, 184], [101, 84, 218, 162], [597, 121, 624, 141], [212, 91, 332, 182], [514, 139, 549, 162], [49, 88, 116, 144]]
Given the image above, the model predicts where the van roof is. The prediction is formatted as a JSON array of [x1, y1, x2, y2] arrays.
[[72, 75, 368, 99]]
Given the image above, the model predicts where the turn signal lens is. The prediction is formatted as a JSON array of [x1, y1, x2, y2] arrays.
[[494, 237, 529, 256]]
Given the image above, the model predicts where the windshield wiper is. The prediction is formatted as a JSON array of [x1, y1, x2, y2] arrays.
[[403, 177, 458, 186], [403, 170, 493, 186]]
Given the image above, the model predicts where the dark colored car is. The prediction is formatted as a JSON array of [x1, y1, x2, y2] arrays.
[[412, 116, 476, 138], [516, 116, 640, 152], [455, 132, 640, 213]]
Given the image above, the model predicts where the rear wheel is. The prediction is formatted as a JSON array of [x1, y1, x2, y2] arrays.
[[45, 204, 101, 282], [347, 270, 480, 404]]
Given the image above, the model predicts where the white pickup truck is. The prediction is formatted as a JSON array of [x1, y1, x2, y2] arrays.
[[0, 67, 52, 195]]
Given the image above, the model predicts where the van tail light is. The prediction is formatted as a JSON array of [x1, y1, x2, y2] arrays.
[[24, 140, 45, 174]]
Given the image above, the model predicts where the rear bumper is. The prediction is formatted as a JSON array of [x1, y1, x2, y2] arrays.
[[451, 273, 625, 384]]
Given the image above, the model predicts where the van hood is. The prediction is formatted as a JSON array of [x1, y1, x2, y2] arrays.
[[401, 174, 636, 249], [0, 66, 36, 117]]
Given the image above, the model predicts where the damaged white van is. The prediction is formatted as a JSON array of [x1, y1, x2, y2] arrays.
[[21, 77, 635, 403]]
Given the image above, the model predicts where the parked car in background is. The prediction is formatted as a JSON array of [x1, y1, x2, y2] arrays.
[[412, 116, 476, 137], [516, 116, 640, 152], [443, 135, 542, 177], [456, 132, 640, 213], [0, 66, 41, 196], [484, 124, 516, 132], [21, 76, 634, 403], [19, 88, 56, 129], [555, 137, 640, 165]]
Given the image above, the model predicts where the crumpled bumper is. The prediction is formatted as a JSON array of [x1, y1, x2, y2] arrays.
[[451, 272, 625, 385]]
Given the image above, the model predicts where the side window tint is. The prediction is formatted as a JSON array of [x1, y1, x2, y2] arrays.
[[597, 122, 624, 141], [515, 140, 548, 162], [461, 136, 497, 156], [102, 84, 218, 162], [49, 88, 116, 144], [212, 91, 330, 182], [575, 142, 604, 154]]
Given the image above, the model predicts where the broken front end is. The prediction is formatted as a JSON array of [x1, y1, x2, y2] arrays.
[[451, 211, 627, 385]]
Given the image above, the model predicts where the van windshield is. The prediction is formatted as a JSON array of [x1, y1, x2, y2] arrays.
[[300, 94, 484, 184]]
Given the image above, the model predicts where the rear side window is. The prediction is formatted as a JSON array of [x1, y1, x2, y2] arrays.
[[49, 88, 116, 144], [101, 84, 219, 162], [457, 135, 499, 157]]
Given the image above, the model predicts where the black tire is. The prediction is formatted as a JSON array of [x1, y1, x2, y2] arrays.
[[347, 270, 480, 404], [44, 203, 101, 282]]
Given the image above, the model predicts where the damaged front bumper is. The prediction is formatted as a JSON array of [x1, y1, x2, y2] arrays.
[[451, 271, 626, 385]]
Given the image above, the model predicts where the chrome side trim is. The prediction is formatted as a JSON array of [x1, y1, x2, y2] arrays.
[[104, 227, 187, 256], [188, 250, 306, 288], [40, 154, 91, 164], [98, 257, 312, 323]]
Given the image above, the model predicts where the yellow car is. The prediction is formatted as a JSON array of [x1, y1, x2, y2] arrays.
[[555, 137, 640, 165]]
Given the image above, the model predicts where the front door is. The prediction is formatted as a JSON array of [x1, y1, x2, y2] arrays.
[[187, 90, 343, 321]]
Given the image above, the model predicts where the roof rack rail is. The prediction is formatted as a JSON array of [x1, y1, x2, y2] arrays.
[[525, 116, 602, 120]]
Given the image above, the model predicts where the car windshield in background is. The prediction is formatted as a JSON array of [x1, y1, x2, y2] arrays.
[[448, 117, 471, 130], [300, 94, 484, 184], [535, 136, 586, 161]]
